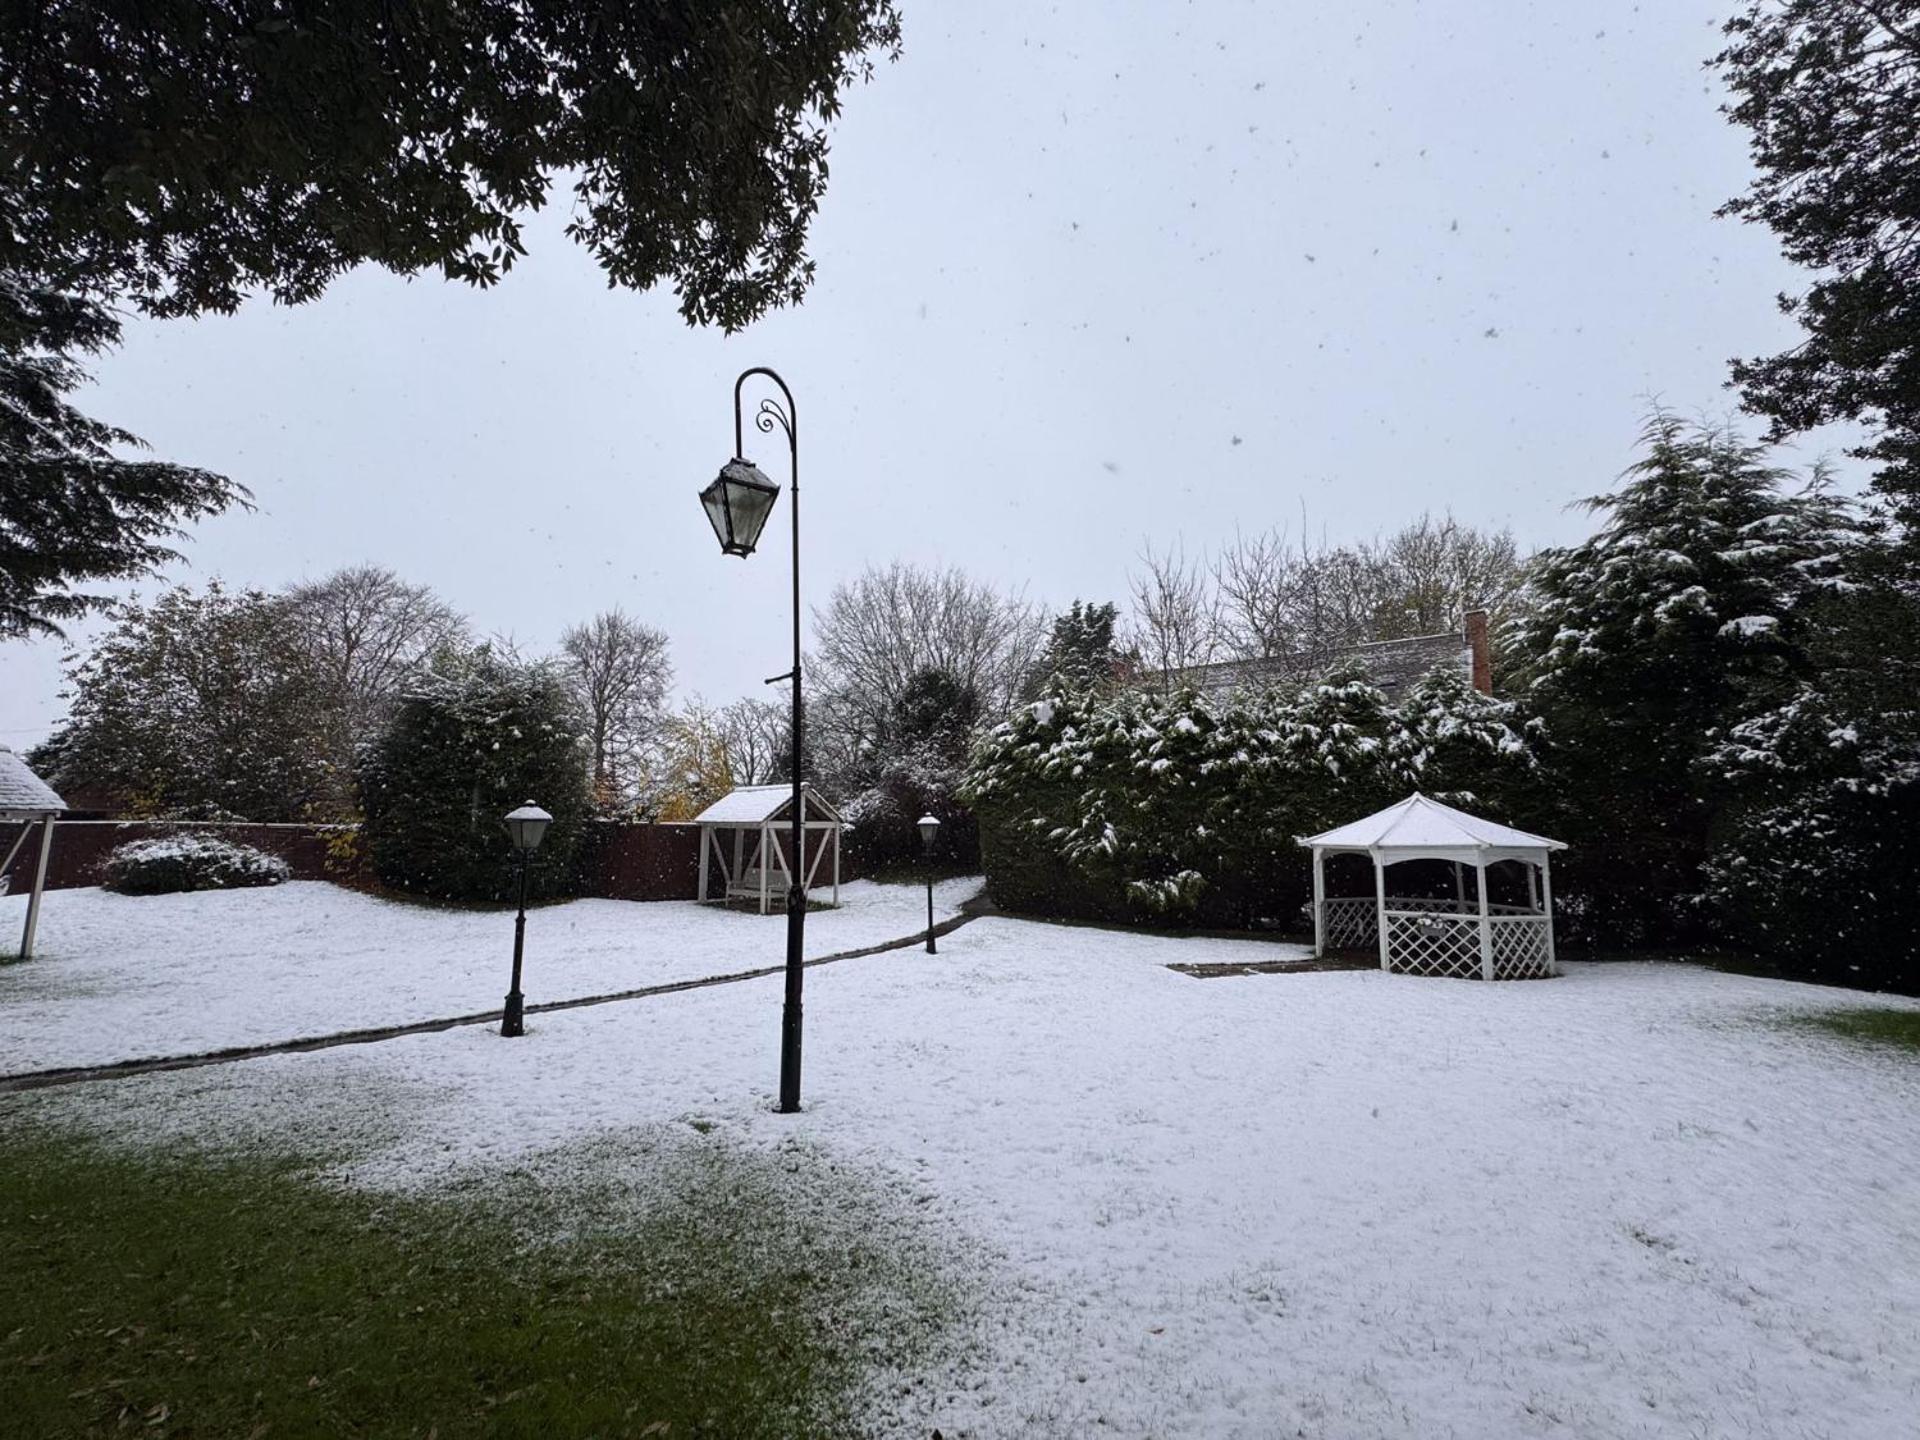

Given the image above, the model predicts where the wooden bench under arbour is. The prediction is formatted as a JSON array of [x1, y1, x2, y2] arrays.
[[692, 784, 845, 915]]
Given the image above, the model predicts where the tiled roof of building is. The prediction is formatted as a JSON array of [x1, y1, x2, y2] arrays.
[[1164, 628, 1475, 703]]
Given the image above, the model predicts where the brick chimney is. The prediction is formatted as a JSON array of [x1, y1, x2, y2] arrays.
[[1463, 609, 1492, 695]]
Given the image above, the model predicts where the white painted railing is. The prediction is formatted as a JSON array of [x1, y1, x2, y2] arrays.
[[1322, 896, 1556, 979]]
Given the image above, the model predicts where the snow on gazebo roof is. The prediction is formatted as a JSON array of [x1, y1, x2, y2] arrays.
[[1299, 793, 1563, 855], [0, 745, 64, 819], [690, 783, 842, 826]]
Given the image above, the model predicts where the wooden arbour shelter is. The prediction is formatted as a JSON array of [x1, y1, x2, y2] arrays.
[[692, 784, 844, 914], [1299, 793, 1566, 980], [0, 746, 66, 960]]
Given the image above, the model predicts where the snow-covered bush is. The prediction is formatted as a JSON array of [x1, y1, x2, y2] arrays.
[[1700, 583, 1920, 991], [1502, 412, 1859, 946], [836, 668, 983, 872], [102, 834, 291, 895], [358, 647, 588, 902], [963, 663, 1535, 930]]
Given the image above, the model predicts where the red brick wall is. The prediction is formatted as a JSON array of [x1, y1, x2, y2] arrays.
[[0, 819, 833, 901], [0, 821, 347, 892]]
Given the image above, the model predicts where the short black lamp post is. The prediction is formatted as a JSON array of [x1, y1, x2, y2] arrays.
[[500, 800, 552, 1038], [917, 814, 941, 954], [698, 367, 810, 1112]]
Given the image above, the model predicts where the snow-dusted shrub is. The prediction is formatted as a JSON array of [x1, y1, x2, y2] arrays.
[[102, 834, 291, 895], [1700, 582, 1920, 991], [963, 663, 1536, 931], [358, 647, 588, 902], [1126, 869, 1208, 919], [837, 668, 982, 872], [1502, 412, 1859, 946]]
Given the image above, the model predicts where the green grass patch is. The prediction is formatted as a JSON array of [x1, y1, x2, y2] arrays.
[[0, 1121, 966, 1438], [857, 861, 977, 887], [1791, 1006, 1920, 1053]]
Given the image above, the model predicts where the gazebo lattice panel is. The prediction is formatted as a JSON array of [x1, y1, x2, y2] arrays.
[[1322, 896, 1377, 949], [1383, 912, 1483, 979], [1489, 918, 1554, 980]]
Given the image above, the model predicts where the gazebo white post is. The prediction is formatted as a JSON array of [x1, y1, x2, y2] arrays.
[[1527, 859, 1541, 914], [760, 822, 772, 914], [1372, 851, 1390, 971], [1311, 846, 1326, 958], [1541, 853, 1558, 976], [21, 815, 55, 960], [1452, 861, 1466, 912], [1476, 853, 1494, 981], [698, 825, 711, 902], [831, 824, 840, 905]]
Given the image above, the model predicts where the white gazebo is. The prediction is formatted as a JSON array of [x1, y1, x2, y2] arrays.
[[1299, 793, 1565, 980], [692, 783, 844, 914], [0, 745, 66, 960]]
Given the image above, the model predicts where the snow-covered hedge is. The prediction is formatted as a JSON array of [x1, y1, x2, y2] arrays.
[[102, 834, 292, 895], [963, 664, 1536, 930]]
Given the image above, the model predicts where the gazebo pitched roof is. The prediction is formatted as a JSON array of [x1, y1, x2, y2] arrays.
[[690, 783, 842, 826], [1299, 793, 1563, 853], [0, 746, 64, 818]]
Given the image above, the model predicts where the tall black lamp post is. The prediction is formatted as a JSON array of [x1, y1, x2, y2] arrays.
[[500, 800, 552, 1037], [697, 367, 809, 1113], [917, 814, 941, 954]]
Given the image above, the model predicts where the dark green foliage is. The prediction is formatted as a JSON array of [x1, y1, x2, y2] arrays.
[[38, 583, 338, 821], [0, 0, 900, 332], [0, 1123, 963, 1439], [845, 668, 982, 869], [358, 648, 589, 901], [1702, 577, 1920, 991], [0, 280, 241, 638], [1028, 599, 1127, 693], [1714, 3, 1920, 546], [101, 834, 290, 894], [1503, 413, 1855, 946], [964, 667, 1534, 930]]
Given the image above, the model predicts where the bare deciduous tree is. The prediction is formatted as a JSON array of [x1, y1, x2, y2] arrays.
[[812, 562, 1045, 749], [1206, 514, 1524, 672], [560, 608, 672, 806], [283, 565, 468, 776], [1126, 540, 1217, 689], [718, 697, 789, 785], [1374, 514, 1522, 637]]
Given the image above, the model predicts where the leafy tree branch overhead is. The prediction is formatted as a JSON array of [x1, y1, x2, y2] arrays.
[[0, 280, 246, 639], [1714, 0, 1920, 539], [0, 0, 904, 329], [0, 0, 901, 640]]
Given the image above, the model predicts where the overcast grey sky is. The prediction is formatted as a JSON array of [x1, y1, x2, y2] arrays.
[[1, 0, 1869, 746]]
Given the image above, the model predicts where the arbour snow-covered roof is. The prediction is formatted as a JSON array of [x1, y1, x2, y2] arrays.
[[1299, 792, 1563, 854], [690, 783, 843, 826], [0, 745, 65, 818]]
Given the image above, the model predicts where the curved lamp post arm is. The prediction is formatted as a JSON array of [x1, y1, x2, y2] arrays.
[[734, 366, 797, 466]]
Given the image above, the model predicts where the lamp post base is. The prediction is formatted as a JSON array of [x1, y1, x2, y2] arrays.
[[501, 990, 524, 1037]]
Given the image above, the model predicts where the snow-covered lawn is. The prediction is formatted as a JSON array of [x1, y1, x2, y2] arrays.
[[13, 910, 1920, 1438], [0, 877, 981, 1073]]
